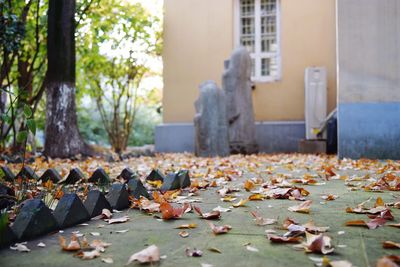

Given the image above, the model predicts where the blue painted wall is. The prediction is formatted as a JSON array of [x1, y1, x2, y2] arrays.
[[338, 102, 400, 159]]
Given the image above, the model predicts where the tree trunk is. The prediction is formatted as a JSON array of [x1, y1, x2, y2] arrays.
[[44, 0, 92, 158]]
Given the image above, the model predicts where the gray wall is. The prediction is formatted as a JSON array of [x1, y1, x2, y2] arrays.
[[337, 0, 400, 159], [155, 121, 305, 153]]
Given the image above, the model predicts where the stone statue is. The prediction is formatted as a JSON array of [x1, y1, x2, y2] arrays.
[[194, 81, 229, 157], [222, 47, 258, 154]]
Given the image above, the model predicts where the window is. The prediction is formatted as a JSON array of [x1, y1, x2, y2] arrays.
[[235, 0, 280, 82]]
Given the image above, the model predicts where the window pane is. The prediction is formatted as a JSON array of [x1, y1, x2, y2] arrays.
[[261, 56, 278, 77], [261, 0, 276, 16], [260, 0, 277, 54], [240, 0, 255, 53], [261, 35, 276, 52], [240, 0, 255, 17], [241, 36, 255, 53]]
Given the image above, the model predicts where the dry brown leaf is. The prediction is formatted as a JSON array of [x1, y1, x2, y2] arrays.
[[179, 231, 189, 238], [267, 234, 302, 243], [208, 247, 222, 253], [10, 243, 30, 252], [107, 215, 130, 224], [329, 260, 353, 267], [212, 206, 231, 213], [59, 235, 80, 251], [160, 202, 189, 220], [90, 239, 111, 252], [126, 245, 160, 264], [101, 209, 112, 219], [321, 194, 338, 201], [302, 232, 334, 255], [345, 218, 386, 229], [376, 255, 400, 267], [250, 211, 277, 226], [101, 257, 114, 264], [388, 222, 400, 228], [383, 241, 400, 249], [193, 205, 221, 220], [175, 223, 198, 229], [288, 200, 312, 213], [248, 193, 264, 201], [232, 199, 249, 208], [207, 222, 232, 235], [76, 249, 101, 260], [302, 221, 330, 233], [244, 180, 255, 191]]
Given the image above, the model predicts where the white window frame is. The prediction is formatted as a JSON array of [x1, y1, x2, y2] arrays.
[[234, 0, 281, 83]]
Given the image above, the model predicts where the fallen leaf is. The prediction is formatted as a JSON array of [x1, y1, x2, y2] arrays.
[[208, 247, 222, 253], [244, 180, 255, 191], [246, 245, 259, 252], [175, 223, 198, 229], [59, 235, 80, 251], [10, 243, 30, 252], [185, 248, 203, 257], [90, 232, 100, 236], [207, 222, 232, 235], [115, 229, 129, 233], [383, 241, 400, 249], [101, 257, 114, 264], [375, 197, 385, 207], [302, 221, 330, 233], [388, 222, 400, 228], [147, 180, 163, 188], [288, 200, 312, 214], [179, 231, 189, 238], [212, 206, 231, 213], [160, 202, 189, 220], [107, 215, 130, 224], [248, 193, 265, 201], [232, 199, 249, 208], [76, 249, 101, 260], [221, 196, 237, 202], [345, 218, 386, 229], [376, 255, 400, 267], [302, 232, 334, 254], [90, 239, 111, 252], [126, 245, 160, 264], [366, 217, 387, 229], [329, 260, 353, 267], [101, 209, 112, 219], [267, 234, 302, 243], [321, 194, 338, 201], [250, 211, 277, 226], [193, 205, 221, 220]]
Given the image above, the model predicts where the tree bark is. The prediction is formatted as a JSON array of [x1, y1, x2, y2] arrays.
[[44, 0, 92, 158]]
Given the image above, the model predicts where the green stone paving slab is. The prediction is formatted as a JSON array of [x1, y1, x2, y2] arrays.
[[0, 173, 399, 266]]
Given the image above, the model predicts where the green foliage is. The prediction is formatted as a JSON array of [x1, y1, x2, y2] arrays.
[[16, 130, 28, 143], [76, 0, 162, 152], [128, 106, 161, 146], [0, 0, 25, 53]]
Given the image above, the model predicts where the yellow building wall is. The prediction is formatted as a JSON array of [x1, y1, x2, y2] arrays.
[[163, 0, 337, 123]]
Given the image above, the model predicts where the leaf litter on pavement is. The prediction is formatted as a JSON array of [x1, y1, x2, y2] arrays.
[[2, 153, 400, 266]]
